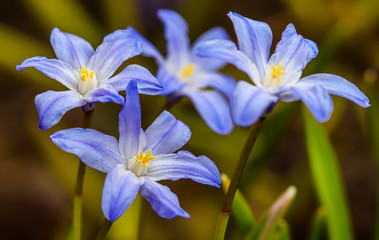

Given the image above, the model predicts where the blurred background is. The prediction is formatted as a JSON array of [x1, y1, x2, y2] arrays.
[[1, 0, 379, 239]]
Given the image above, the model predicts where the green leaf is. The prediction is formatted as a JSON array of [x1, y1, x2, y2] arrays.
[[308, 207, 327, 240], [221, 173, 255, 236], [268, 219, 292, 240], [303, 107, 354, 240], [245, 186, 297, 240]]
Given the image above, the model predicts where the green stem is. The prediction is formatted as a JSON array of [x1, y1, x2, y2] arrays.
[[72, 110, 94, 240], [214, 117, 265, 240], [95, 219, 113, 240]]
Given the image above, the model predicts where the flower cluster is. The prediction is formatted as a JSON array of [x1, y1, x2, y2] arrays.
[[17, 8, 369, 225], [195, 12, 370, 126]]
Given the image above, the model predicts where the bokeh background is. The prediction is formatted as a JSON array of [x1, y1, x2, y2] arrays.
[[1, 0, 379, 239]]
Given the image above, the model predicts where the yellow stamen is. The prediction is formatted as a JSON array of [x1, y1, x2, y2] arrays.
[[271, 62, 286, 79], [181, 64, 195, 77], [78, 66, 95, 81], [178, 64, 196, 82], [136, 150, 155, 166], [263, 62, 287, 88]]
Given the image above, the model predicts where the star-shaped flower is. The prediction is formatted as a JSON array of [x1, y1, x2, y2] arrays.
[[128, 9, 236, 134], [50, 80, 221, 221], [17, 28, 162, 130], [195, 12, 370, 126]]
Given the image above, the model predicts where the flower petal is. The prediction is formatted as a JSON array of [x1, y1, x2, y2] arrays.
[[157, 9, 190, 70], [127, 26, 165, 65], [148, 150, 221, 187], [102, 165, 142, 221], [192, 27, 230, 70], [140, 178, 189, 219], [50, 128, 124, 172], [105, 64, 162, 95], [50, 28, 94, 69], [35, 90, 86, 130], [145, 110, 191, 155], [87, 29, 142, 81], [191, 72, 236, 101], [282, 84, 333, 122], [185, 90, 234, 135], [16, 57, 79, 90], [194, 39, 261, 86], [299, 73, 370, 107], [85, 85, 124, 104], [228, 12, 272, 78], [118, 80, 141, 159], [157, 66, 185, 95], [269, 24, 318, 84], [232, 81, 278, 126]]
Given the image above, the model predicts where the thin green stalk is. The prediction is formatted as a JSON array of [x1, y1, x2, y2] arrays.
[[221, 174, 255, 236], [73, 110, 94, 240], [95, 219, 113, 240], [213, 117, 265, 240]]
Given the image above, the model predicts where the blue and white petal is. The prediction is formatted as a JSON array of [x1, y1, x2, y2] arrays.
[[228, 12, 272, 78], [191, 72, 236, 101], [283, 83, 333, 122], [194, 39, 261, 86], [85, 85, 124, 104], [35, 90, 86, 130], [148, 150, 221, 187], [50, 128, 124, 172], [269, 24, 318, 84], [140, 178, 189, 219], [127, 26, 165, 65], [105, 64, 162, 95], [50, 28, 94, 69], [157, 9, 190, 70], [299, 73, 370, 107], [193, 27, 230, 70], [87, 29, 142, 81], [17, 57, 79, 90], [144, 111, 191, 155], [232, 81, 278, 126], [102, 165, 142, 221], [157, 66, 186, 95], [118, 80, 141, 159], [185, 90, 233, 135]]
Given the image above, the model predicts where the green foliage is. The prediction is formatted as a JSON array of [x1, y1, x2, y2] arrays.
[[303, 107, 354, 240]]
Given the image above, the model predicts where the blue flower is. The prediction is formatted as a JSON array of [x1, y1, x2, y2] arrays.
[[50, 80, 221, 221], [17, 28, 162, 130], [127, 9, 236, 134], [195, 12, 370, 126]]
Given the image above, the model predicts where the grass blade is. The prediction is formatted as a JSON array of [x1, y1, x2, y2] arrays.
[[303, 107, 354, 240], [245, 186, 297, 240]]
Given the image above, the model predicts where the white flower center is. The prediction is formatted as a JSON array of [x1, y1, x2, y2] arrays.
[[127, 150, 155, 176], [178, 64, 196, 83], [262, 62, 286, 88], [78, 66, 98, 95]]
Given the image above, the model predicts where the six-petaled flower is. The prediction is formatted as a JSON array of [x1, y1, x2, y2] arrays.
[[128, 9, 236, 134], [50, 80, 221, 221], [195, 12, 370, 126], [17, 28, 162, 130]]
